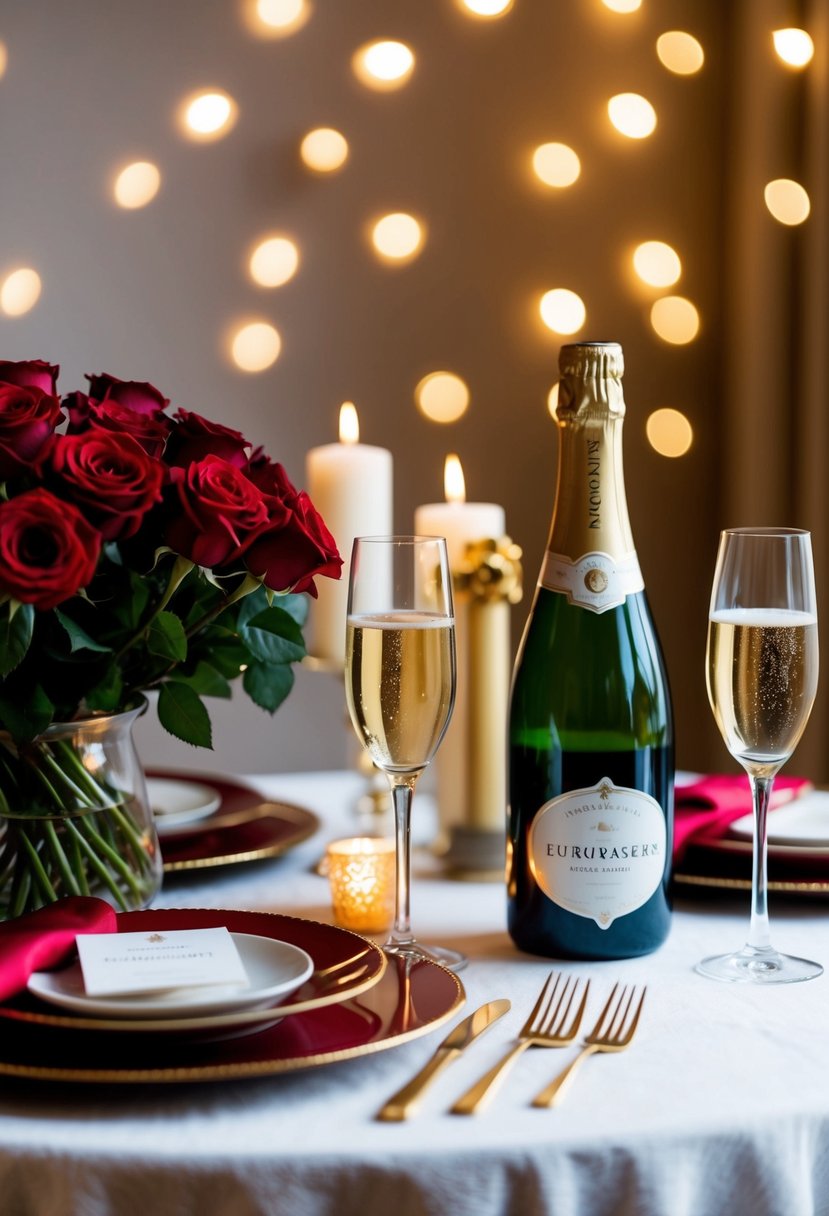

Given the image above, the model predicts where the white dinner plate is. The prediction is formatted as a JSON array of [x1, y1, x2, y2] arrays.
[[27, 933, 314, 1020], [729, 790, 829, 848], [147, 777, 222, 832]]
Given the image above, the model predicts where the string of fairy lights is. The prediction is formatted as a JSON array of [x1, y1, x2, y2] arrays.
[[0, 0, 818, 460]]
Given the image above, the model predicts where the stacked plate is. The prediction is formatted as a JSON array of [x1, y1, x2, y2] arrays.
[[0, 909, 464, 1084], [26, 932, 315, 1033]]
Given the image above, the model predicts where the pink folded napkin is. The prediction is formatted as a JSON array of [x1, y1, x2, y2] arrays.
[[0, 896, 117, 1003], [673, 774, 812, 863]]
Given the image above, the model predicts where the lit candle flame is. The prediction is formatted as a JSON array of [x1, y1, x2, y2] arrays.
[[444, 453, 466, 504], [339, 402, 359, 445]]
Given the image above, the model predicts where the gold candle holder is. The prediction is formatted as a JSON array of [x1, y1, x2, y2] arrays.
[[326, 836, 396, 933], [441, 536, 523, 879]]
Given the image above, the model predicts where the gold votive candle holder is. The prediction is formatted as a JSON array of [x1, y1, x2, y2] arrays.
[[326, 837, 396, 933]]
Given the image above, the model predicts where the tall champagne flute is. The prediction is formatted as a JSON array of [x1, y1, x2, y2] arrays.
[[345, 536, 465, 971], [698, 527, 820, 983]]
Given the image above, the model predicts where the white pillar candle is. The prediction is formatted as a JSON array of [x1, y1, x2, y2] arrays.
[[306, 403, 393, 664], [414, 455, 505, 845]]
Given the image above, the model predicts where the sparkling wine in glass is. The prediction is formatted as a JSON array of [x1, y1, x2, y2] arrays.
[[345, 535, 465, 971], [698, 527, 820, 983]]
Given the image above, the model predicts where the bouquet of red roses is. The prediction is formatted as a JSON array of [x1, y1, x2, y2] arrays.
[[0, 359, 341, 917], [0, 359, 341, 744]]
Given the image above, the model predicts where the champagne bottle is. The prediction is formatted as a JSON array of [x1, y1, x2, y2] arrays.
[[507, 341, 674, 960]]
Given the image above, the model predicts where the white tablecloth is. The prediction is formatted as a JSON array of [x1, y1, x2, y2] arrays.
[[1, 771, 829, 1216]]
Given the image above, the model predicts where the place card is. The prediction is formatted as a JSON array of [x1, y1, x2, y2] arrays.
[[76, 927, 250, 997]]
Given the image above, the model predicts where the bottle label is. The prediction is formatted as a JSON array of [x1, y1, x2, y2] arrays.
[[540, 550, 644, 613], [528, 777, 666, 929]]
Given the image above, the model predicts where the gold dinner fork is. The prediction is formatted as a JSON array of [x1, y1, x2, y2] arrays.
[[531, 983, 646, 1108], [450, 971, 589, 1115]]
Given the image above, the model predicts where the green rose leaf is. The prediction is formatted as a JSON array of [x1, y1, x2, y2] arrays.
[[193, 626, 251, 678], [241, 606, 306, 666], [243, 661, 295, 713], [146, 611, 187, 662], [83, 666, 124, 713], [0, 602, 34, 676], [54, 610, 112, 655], [176, 661, 232, 699], [276, 593, 309, 628], [158, 681, 213, 748], [0, 682, 54, 741]]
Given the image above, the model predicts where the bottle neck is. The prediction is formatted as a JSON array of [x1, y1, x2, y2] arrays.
[[548, 416, 635, 562]]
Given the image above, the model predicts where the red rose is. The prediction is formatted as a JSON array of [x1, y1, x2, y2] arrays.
[[165, 409, 249, 469], [85, 373, 169, 416], [244, 460, 342, 595], [64, 391, 171, 458], [164, 456, 279, 568], [0, 488, 101, 610], [49, 431, 165, 541], [0, 359, 60, 395], [0, 384, 63, 478]]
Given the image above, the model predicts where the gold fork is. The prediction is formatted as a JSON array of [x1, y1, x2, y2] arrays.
[[531, 983, 646, 1108], [450, 971, 589, 1115]]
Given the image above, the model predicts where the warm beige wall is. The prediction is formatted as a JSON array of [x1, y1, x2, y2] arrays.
[[0, 1, 732, 775]]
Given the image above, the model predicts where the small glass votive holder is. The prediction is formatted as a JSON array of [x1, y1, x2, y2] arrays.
[[326, 836, 396, 934]]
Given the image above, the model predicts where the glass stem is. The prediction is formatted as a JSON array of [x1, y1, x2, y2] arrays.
[[387, 773, 419, 950], [747, 772, 773, 952]]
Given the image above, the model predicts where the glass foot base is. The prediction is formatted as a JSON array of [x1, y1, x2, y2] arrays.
[[696, 944, 823, 985], [384, 939, 467, 973]]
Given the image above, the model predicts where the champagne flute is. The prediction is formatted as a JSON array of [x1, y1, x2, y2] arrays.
[[345, 535, 465, 971], [698, 527, 820, 983]]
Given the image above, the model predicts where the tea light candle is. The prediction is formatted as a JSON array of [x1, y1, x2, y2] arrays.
[[414, 455, 506, 846], [306, 403, 393, 664], [326, 836, 396, 933]]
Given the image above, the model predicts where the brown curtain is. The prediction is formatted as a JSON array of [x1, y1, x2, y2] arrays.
[[724, 0, 829, 780]]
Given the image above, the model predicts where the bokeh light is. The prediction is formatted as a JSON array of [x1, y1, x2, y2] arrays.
[[633, 241, 682, 288], [0, 268, 42, 317], [353, 40, 415, 90], [539, 289, 586, 335], [245, 0, 311, 37], [230, 321, 282, 371], [113, 161, 161, 209], [0, 42, 7, 79], [300, 127, 349, 173], [181, 90, 237, 140], [249, 235, 300, 287], [656, 31, 705, 75], [415, 372, 470, 423], [608, 93, 657, 139], [532, 142, 581, 188], [650, 296, 700, 345], [764, 178, 811, 225], [646, 408, 694, 457], [602, 0, 641, 11], [772, 28, 814, 67], [371, 213, 424, 262], [458, 0, 514, 16]]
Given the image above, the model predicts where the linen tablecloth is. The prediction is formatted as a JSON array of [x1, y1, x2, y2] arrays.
[[0, 770, 828, 1216]]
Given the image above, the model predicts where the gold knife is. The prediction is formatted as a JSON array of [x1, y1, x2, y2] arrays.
[[376, 999, 511, 1122]]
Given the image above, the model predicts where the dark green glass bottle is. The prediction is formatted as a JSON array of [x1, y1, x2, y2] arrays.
[[507, 342, 674, 960]]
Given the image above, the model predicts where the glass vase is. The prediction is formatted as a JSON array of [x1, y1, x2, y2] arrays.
[[0, 701, 162, 921]]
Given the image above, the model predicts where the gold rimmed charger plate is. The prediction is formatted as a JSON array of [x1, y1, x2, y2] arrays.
[[152, 772, 319, 872], [0, 914, 464, 1084], [674, 872, 829, 897], [0, 908, 385, 1037]]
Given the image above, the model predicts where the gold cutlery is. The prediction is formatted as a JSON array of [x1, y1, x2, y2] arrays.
[[531, 983, 646, 1108], [376, 999, 511, 1121], [450, 972, 589, 1116]]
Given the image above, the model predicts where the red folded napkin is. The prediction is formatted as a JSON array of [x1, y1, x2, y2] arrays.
[[0, 896, 117, 1003], [673, 774, 813, 863]]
